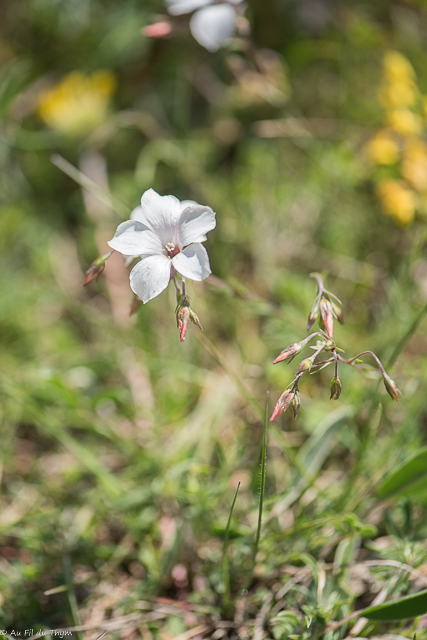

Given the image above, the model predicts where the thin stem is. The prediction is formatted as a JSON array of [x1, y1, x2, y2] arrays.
[[334, 349, 338, 379], [337, 350, 386, 376], [171, 266, 181, 295], [181, 276, 186, 297]]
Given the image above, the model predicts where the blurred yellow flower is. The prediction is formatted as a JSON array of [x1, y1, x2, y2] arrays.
[[401, 138, 427, 191], [386, 109, 423, 136], [376, 179, 415, 226], [365, 130, 399, 165], [378, 81, 417, 109], [38, 70, 116, 136], [383, 50, 415, 83]]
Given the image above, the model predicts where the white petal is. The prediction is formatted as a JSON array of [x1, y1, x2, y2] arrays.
[[180, 199, 198, 211], [166, 0, 210, 16], [130, 205, 145, 224], [172, 243, 211, 281], [108, 220, 163, 256], [129, 254, 172, 303], [190, 5, 236, 52], [137, 188, 182, 246], [178, 204, 216, 246]]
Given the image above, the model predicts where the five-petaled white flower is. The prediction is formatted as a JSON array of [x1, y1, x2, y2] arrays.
[[108, 188, 216, 303]]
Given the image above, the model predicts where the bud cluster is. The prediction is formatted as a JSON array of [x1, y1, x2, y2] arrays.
[[270, 274, 401, 422], [307, 272, 345, 339]]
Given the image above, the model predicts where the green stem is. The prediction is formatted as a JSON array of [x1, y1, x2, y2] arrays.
[[222, 481, 240, 614]]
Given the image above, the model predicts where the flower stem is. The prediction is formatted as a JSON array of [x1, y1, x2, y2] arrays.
[[171, 266, 181, 295]]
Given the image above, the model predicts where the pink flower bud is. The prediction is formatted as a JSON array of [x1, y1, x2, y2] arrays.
[[270, 390, 295, 422], [82, 252, 113, 287], [178, 306, 190, 342], [383, 373, 401, 402], [142, 22, 173, 38], [273, 338, 309, 365], [319, 298, 334, 339], [307, 309, 319, 331]]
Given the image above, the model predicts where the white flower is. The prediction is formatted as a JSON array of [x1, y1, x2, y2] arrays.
[[166, 0, 243, 52], [108, 189, 216, 303]]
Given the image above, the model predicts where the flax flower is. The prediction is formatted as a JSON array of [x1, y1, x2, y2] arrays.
[[108, 189, 216, 303]]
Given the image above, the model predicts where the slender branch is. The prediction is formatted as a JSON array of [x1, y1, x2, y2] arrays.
[[337, 350, 386, 376]]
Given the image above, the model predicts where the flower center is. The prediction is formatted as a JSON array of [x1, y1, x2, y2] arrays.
[[164, 242, 180, 258]]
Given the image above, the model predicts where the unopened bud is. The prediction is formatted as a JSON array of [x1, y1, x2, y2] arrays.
[[178, 306, 190, 342], [141, 21, 173, 38], [189, 309, 203, 332], [383, 373, 401, 402], [273, 337, 308, 365], [82, 251, 113, 287], [270, 390, 295, 422], [331, 302, 344, 325], [292, 390, 301, 419], [307, 309, 319, 332], [296, 357, 313, 375], [330, 376, 342, 400], [320, 299, 334, 339]]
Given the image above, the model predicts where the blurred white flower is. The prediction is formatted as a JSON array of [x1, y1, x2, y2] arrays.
[[166, 0, 243, 51], [108, 189, 216, 303]]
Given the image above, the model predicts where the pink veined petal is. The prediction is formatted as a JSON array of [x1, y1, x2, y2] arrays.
[[137, 188, 182, 246], [129, 254, 172, 303], [108, 220, 163, 256], [178, 204, 216, 246], [172, 243, 211, 281]]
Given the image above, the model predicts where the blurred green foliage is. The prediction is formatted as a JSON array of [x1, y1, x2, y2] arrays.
[[2, 0, 427, 637]]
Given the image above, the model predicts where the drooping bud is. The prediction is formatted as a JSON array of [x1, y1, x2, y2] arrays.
[[331, 302, 345, 325], [330, 376, 342, 400], [291, 390, 301, 419], [383, 373, 401, 402], [319, 298, 334, 339], [273, 337, 309, 365], [270, 390, 295, 422], [307, 309, 319, 332], [82, 252, 113, 287], [189, 308, 203, 332], [178, 306, 190, 342]]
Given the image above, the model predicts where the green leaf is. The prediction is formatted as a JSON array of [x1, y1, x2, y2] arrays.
[[363, 588, 427, 621], [377, 447, 427, 500]]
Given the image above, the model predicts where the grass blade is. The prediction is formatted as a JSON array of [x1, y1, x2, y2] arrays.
[[363, 588, 427, 621], [222, 481, 241, 613], [254, 392, 269, 561], [377, 446, 427, 500]]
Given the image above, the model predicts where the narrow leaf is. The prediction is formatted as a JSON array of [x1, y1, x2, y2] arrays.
[[364, 588, 427, 621], [378, 446, 427, 500]]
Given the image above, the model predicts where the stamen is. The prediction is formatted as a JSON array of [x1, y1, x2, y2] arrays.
[[165, 242, 179, 258]]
